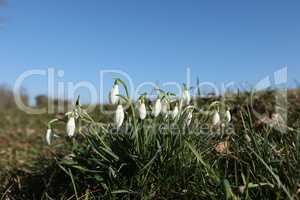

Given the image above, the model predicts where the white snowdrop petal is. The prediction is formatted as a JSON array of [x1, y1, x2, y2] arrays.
[[66, 117, 76, 137], [153, 99, 161, 117], [225, 110, 231, 122], [138, 103, 147, 120]]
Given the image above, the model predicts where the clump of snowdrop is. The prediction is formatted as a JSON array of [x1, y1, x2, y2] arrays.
[[66, 116, 76, 137], [152, 97, 162, 117], [109, 79, 120, 105], [115, 104, 125, 129], [138, 97, 147, 120]]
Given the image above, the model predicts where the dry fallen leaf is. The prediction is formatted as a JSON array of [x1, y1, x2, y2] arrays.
[[214, 141, 229, 154]]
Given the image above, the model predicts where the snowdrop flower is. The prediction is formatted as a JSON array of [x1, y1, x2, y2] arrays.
[[212, 111, 220, 126], [225, 110, 231, 123], [115, 104, 124, 129], [66, 117, 76, 137], [172, 104, 179, 119], [138, 99, 147, 120], [109, 81, 119, 105], [152, 98, 161, 117], [46, 128, 52, 145]]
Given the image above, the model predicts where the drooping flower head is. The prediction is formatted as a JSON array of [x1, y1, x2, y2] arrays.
[[225, 109, 231, 123], [66, 116, 76, 137], [109, 79, 120, 105], [152, 94, 162, 117], [138, 96, 147, 120]]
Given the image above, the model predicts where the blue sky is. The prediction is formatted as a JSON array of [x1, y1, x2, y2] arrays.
[[0, 0, 299, 103]]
